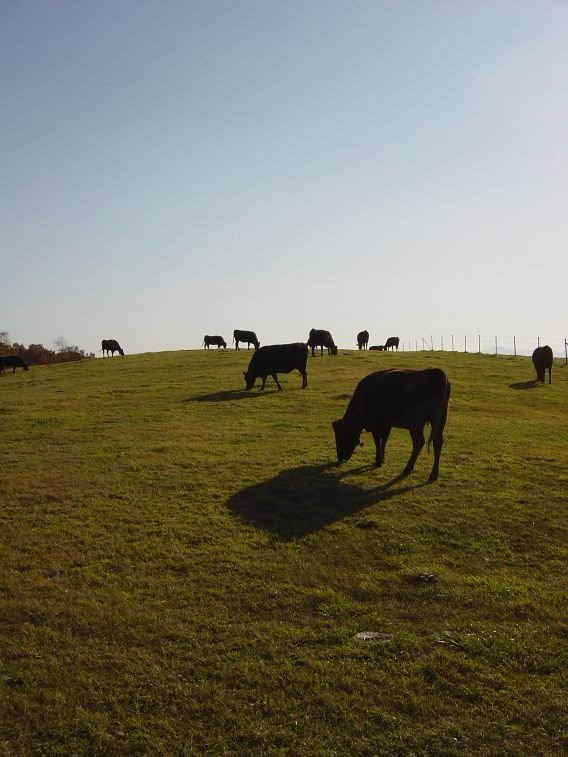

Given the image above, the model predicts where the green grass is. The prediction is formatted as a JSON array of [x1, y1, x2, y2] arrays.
[[1, 349, 567, 755]]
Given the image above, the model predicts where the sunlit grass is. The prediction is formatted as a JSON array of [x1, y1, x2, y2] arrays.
[[1, 348, 566, 754]]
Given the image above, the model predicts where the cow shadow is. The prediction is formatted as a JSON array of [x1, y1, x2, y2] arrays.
[[183, 389, 262, 403], [227, 463, 424, 541], [509, 380, 539, 390]]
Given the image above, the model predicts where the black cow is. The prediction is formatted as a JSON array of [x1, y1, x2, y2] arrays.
[[0, 355, 29, 374], [243, 343, 308, 391], [357, 330, 369, 350], [532, 345, 553, 384], [203, 335, 227, 349], [384, 336, 400, 351], [369, 345, 385, 351], [101, 339, 124, 357], [233, 330, 260, 351], [307, 328, 337, 356], [332, 368, 450, 482]]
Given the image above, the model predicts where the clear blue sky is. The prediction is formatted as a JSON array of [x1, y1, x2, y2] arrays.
[[2, 1, 567, 355]]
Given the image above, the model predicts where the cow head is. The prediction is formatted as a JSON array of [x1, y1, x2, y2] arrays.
[[243, 371, 256, 390], [332, 419, 362, 462], [330, 344, 338, 356]]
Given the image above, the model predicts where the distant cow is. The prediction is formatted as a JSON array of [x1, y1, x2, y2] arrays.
[[307, 328, 337, 356], [243, 343, 308, 391], [357, 330, 369, 350], [369, 345, 384, 351], [532, 345, 553, 384], [332, 368, 450, 483], [384, 336, 400, 351], [233, 330, 260, 351], [203, 335, 226, 349], [101, 339, 124, 357], [0, 355, 29, 374]]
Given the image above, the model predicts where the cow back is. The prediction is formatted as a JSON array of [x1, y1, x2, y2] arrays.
[[249, 343, 308, 374], [349, 368, 449, 429]]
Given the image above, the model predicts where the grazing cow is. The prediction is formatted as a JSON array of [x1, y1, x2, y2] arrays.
[[0, 355, 29, 374], [332, 368, 450, 482], [369, 345, 385, 351], [203, 335, 227, 349], [384, 336, 400, 351], [307, 328, 338, 356], [243, 342, 308, 391], [357, 330, 369, 350], [532, 345, 553, 384], [233, 329, 260, 351], [101, 339, 125, 357]]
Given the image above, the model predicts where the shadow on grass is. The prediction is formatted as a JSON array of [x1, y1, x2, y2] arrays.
[[509, 380, 539, 390], [183, 389, 263, 403], [227, 463, 427, 541]]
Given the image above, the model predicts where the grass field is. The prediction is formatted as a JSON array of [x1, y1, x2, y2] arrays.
[[1, 348, 566, 755]]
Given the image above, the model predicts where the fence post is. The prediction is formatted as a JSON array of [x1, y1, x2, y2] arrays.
[[441, 336, 444, 351], [431, 336, 434, 351], [464, 335, 467, 353], [565, 339, 567, 366], [495, 336, 497, 355], [478, 335, 481, 354], [451, 334, 455, 351], [514, 336, 516, 357]]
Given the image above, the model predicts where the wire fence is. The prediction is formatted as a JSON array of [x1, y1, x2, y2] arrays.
[[400, 335, 568, 361]]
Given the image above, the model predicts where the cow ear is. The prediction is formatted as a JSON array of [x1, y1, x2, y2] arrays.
[[332, 419, 340, 430], [243, 372, 246, 377]]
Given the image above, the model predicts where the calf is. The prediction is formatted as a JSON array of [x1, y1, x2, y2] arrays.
[[332, 368, 450, 482], [244, 343, 308, 391]]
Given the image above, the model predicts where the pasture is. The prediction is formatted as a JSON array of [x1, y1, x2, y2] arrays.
[[1, 348, 566, 755]]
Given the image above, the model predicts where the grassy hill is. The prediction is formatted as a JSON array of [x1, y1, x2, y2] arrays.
[[1, 348, 566, 755]]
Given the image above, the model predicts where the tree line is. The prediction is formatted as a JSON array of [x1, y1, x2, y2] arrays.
[[0, 332, 94, 366]]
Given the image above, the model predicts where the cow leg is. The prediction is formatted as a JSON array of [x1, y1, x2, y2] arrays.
[[371, 427, 390, 468], [428, 427, 444, 483], [402, 426, 425, 477], [271, 373, 282, 391], [548, 367, 552, 384], [371, 431, 385, 467], [301, 370, 308, 388]]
